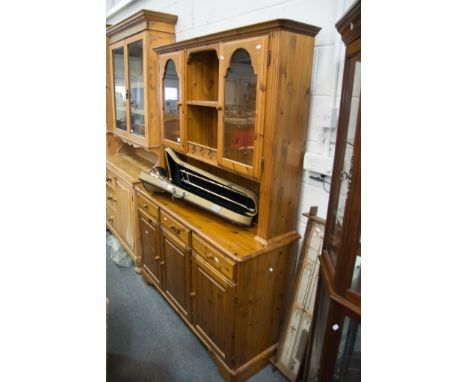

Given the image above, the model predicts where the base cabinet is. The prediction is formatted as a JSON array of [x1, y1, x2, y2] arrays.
[[192, 254, 235, 362]]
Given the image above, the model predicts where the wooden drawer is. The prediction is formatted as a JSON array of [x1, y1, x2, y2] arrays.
[[161, 210, 190, 246], [192, 234, 235, 280], [136, 194, 159, 220], [106, 168, 115, 190]]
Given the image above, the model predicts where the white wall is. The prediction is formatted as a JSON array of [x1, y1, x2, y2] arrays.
[[107, 0, 356, 243]]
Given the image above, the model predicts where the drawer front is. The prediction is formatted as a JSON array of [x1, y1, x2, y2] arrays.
[[106, 186, 117, 207], [106, 168, 115, 190], [192, 234, 235, 280], [161, 210, 190, 246], [136, 194, 159, 220]]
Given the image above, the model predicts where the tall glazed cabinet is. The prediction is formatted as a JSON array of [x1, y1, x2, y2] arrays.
[[106, 11, 177, 271], [301, 2, 361, 381]]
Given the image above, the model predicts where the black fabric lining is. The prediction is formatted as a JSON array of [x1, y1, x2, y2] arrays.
[[166, 152, 257, 216]]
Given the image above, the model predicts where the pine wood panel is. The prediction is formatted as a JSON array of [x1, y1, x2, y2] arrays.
[[257, 31, 315, 241], [192, 254, 235, 361], [186, 49, 219, 102], [139, 212, 163, 287], [162, 230, 191, 319]]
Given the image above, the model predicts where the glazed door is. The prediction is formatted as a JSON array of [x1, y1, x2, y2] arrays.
[[127, 36, 146, 141], [139, 213, 163, 287], [160, 51, 185, 153], [162, 229, 190, 320], [115, 178, 133, 251], [324, 52, 361, 267], [110, 42, 128, 136], [191, 254, 235, 361], [218, 36, 269, 178]]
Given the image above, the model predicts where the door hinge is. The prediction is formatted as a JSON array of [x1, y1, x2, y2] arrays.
[[267, 49, 271, 66]]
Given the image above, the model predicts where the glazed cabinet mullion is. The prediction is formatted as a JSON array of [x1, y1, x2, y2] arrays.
[[218, 35, 269, 179], [110, 41, 128, 137]]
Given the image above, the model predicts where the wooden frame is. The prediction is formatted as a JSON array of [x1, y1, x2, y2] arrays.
[[218, 35, 269, 179], [272, 207, 325, 381], [159, 51, 186, 153]]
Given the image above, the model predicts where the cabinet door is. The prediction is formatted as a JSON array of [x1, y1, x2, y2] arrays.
[[139, 213, 163, 287], [192, 254, 235, 361], [160, 51, 185, 153], [115, 178, 133, 251], [162, 231, 190, 319], [127, 36, 146, 139], [110, 42, 128, 134], [218, 36, 269, 178]]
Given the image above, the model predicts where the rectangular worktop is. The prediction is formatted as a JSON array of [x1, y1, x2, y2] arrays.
[[135, 184, 299, 262]]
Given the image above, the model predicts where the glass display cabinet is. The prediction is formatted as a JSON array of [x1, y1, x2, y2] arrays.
[[107, 10, 177, 149], [300, 2, 361, 381]]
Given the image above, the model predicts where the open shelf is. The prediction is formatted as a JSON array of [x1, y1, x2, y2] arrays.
[[186, 103, 218, 166], [186, 100, 218, 108], [186, 50, 219, 101]]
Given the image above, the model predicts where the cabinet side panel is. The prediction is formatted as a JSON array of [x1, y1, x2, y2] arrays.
[[257, 31, 315, 240], [233, 243, 295, 368]]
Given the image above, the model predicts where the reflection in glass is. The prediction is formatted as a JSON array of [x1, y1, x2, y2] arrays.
[[351, 244, 361, 293], [128, 40, 145, 136], [113, 47, 126, 130], [306, 278, 330, 381], [224, 49, 257, 166], [333, 317, 361, 382], [163, 59, 180, 143], [329, 56, 361, 264]]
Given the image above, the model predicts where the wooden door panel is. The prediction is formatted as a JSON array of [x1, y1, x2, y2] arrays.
[[163, 234, 189, 317], [115, 178, 133, 250], [192, 256, 235, 360], [140, 214, 162, 286]]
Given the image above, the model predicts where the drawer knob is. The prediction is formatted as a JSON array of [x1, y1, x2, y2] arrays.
[[190, 292, 196, 297], [155, 256, 161, 261], [143, 204, 149, 209], [106, 176, 112, 182], [169, 225, 181, 234], [159, 261, 165, 266]]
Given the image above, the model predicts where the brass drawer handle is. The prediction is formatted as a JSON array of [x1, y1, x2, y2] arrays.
[[169, 225, 181, 235]]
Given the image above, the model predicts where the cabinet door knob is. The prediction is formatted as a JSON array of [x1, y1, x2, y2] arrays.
[[106, 176, 112, 182], [155, 256, 161, 261], [159, 261, 165, 266], [190, 292, 196, 297]]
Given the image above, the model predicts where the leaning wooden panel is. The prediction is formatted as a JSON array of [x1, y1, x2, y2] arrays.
[[272, 207, 325, 381]]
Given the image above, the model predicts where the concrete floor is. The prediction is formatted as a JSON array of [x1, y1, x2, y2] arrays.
[[106, 231, 286, 382]]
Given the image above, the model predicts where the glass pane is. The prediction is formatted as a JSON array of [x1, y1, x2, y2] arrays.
[[223, 49, 256, 166], [112, 47, 126, 130], [332, 316, 361, 382], [163, 59, 180, 143], [128, 40, 145, 136], [328, 56, 361, 264], [306, 278, 330, 381], [351, 241, 361, 293]]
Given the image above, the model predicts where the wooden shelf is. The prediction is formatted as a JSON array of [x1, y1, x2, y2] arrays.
[[186, 100, 218, 108]]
